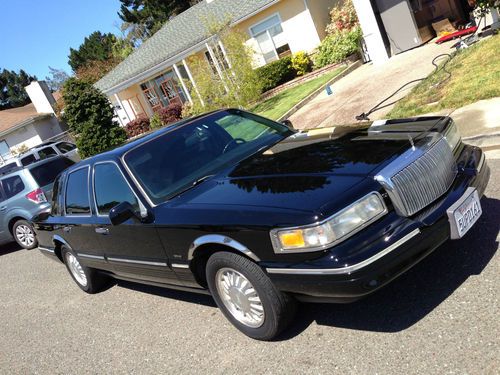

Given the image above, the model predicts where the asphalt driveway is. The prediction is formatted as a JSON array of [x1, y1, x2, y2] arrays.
[[0, 159, 498, 374]]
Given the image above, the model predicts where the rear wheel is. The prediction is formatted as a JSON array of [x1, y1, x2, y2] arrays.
[[62, 247, 107, 294], [206, 252, 297, 340], [13, 220, 38, 250]]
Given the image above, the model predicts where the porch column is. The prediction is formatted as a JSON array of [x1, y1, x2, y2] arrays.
[[182, 59, 204, 107], [205, 41, 229, 92], [114, 93, 131, 125], [172, 63, 193, 104], [352, 0, 389, 64]]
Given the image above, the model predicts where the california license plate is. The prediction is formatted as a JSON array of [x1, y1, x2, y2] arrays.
[[447, 188, 482, 239]]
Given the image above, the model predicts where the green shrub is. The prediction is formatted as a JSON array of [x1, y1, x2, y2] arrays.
[[62, 77, 126, 158], [255, 56, 296, 93], [313, 27, 362, 68], [291, 52, 312, 76], [150, 113, 162, 130]]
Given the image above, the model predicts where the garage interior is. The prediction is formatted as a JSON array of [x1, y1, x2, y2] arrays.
[[371, 0, 474, 55]]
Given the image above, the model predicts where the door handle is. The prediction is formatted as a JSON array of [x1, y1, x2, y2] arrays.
[[63, 226, 71, 233], [95, 227, 109, 235], [0, 206, 6, 211]]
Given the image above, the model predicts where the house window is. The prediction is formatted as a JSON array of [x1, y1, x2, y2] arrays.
[[0, 140, 10, 160], [250, 14, 291, 63], [140, 70, 187, 112]]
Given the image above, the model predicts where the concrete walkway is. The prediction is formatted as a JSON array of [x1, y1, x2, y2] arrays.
[[290, 39, 457, 129]]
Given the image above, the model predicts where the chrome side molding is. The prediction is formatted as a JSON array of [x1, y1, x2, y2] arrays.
[[188, 234, 260, 262]]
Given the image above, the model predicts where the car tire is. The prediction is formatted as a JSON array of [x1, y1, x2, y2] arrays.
[[62, 247, 107, 294], [12, 219, 38, 250], [206, 252, 297, 341]]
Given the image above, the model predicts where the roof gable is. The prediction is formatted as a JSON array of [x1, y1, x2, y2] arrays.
[[95, 0, 279, 94]]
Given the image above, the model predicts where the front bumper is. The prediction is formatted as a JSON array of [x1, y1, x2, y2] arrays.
[[265, 145, 490, 302]]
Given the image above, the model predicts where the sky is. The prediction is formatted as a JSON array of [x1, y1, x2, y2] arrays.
[[0, 0, 123, 80]]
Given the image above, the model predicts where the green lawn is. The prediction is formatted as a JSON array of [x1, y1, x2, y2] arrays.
[[388, 35, 500, 118], [251, 67, 344, 120]]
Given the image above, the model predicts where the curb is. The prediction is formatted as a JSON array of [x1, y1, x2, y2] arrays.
[[277, 60, 363, 122], [463, 132, 500, 149]]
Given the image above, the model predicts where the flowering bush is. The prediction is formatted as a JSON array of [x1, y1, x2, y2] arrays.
[[157, 102, 183, 126], [314, 27, 362, 68], [325, 0, 359, 34], [125, 116, 150, 138], [291, 52, 312, 76]]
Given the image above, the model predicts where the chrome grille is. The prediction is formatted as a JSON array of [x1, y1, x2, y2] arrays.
[[376, 135, 457, 217]]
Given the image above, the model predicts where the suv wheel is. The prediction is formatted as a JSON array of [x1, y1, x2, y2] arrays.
[[13, 220, 38, 250], [62, 247, 107, 294], [206, 252, 297, 341]]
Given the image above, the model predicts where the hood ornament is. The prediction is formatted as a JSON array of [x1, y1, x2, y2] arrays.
[[408, 134, 416, 151]]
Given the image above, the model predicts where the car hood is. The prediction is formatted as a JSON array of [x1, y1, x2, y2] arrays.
[[178, 120, 438, 216]]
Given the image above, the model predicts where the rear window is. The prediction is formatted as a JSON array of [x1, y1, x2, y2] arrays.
[[21, 154, 37, 166], [56, 142, 76, 153], [28, 158, 75, 188], [1, 175, 25, 199], [37, 147, 58, 159]]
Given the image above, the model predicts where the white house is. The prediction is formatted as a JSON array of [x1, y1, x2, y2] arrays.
[[0, 81, 68, 162]]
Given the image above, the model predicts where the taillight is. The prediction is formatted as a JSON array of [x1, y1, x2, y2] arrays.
[[26, 188, 47, 204]]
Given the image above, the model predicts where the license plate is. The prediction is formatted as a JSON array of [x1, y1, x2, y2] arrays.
[[447, 188, 482, 239]]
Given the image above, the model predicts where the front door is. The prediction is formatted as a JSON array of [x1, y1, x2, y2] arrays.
[[91, 162, 179, 284]]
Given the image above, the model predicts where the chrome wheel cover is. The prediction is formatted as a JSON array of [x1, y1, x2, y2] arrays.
[[215, 267, 265, 328], [15, 224, 35, 247], [65, 252, 87, 287]]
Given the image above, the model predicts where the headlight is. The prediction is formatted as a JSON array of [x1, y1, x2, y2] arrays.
[[270, 192, 387, 253], [443, 120, 461, 151]]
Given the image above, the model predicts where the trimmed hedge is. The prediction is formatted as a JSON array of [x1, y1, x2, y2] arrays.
[[256, 56, 296, 93]]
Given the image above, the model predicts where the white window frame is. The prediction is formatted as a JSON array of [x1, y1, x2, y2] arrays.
[[248, 12, 284, 62]]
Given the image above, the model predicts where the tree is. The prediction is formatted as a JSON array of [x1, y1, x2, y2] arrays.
[[0, 69, 37, 109], [68, 31, 119, 72], [184, 22, 262, 115], [118, 0, 199, 44], [61, 78, 127, 157], [45, 67, 70, 92], [75, 57, 123, 84]]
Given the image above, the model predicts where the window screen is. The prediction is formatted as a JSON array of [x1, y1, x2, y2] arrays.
[[94, 163, 138, 215], [65, 167, 90, 215]]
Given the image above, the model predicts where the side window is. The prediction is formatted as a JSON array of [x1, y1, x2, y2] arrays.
[[37, 147, 57, 160], [94, 163, 139, 215], [65, 168, 90, 215], [56, 142, 76, 153], [1, 176, 25, 199], [21, 154, 37, 166], [51, 175, 63, 215]]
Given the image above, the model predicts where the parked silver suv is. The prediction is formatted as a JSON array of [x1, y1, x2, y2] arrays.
[[0, 156, 74, 249]]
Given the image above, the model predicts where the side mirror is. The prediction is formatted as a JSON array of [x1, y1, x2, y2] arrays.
[[109, 201, 137, 226], [281, 119, 294, 130]]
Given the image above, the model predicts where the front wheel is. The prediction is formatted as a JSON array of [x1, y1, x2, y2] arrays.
[[206, 252, 297, 340], [62, 247, 107, 294], [13, 220, 38, 250]]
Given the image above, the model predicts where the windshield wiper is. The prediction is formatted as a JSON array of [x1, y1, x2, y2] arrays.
[[168, 174, 215, 199]]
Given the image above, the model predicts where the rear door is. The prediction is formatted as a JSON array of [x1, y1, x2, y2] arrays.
[[91, 161, 179, 284]]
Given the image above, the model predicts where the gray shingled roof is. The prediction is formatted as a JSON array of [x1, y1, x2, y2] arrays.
[[95, 0, 279, 93]]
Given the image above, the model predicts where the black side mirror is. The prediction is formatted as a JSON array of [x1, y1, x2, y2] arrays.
[[109, 201, 137, 226], [281, 119, 294, 130]]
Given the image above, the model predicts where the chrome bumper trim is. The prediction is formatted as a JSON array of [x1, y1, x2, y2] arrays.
[[266, 229, 421, 275], [107, 257, 168, 267]]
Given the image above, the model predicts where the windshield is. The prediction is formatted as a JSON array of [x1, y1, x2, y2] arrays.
[[124, 110, 292, 204]]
